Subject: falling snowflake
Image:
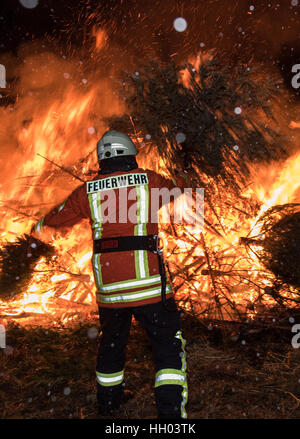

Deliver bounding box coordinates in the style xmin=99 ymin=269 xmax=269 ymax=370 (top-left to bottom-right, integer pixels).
xmin=200 ymin=42 xmax=205 ymax=47
xmin=173 ymin=17 xmax=187 ymax=32
xmin=234 ymin=107 xmax=242 ymax=114
xmin=176 ymin=132 xmax=186 ymax=143
xmin=145 ymin=134 xmax=151 ymax=140
xmin=233 ymin=145 xmax=239 ymax=151
xmin=64 ymin=387 xmax=71 ymax=396
xmin=88 ymin=127 xmax=96 ymax=135
xmin=249 ymin=5 xmax=255 ymax=10
xmin=291 ymin=0 xmax=298 ymax=6
xmin=81 ymin=78 xmax=87 ymax=84
xmin=19 ymin=0 xmax=39 ymax=8
xmin=63 ymin=73 xmax=70 ymax=79
xmin=30 ymin=243 xmax=37 ymax=249
xmin=289 ymin=317 xmax=295 ymax=323
xmin=87 ymin=327 xmax=98 ymax=339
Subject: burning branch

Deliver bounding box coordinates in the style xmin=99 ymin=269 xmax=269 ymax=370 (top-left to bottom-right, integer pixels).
xmin=37 ymin=153 xmax=85 ymax=183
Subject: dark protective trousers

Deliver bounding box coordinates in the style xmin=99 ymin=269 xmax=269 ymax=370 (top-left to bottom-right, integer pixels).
xmin=96 ymin=298 xmax=188 ymax=418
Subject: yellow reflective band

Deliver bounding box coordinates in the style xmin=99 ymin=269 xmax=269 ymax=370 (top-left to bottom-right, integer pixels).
xmin=176 ymin=330 xmax=188 ymax=418
xmin=97 ymin=285 xmax=172 ymax=304
xmin=35 ymin=217 xmax=45 ymax=235
xmin=96 ymin=370 xmax=124 ymax=387
xmin=99 ymin=275 xmax=161 ymax=292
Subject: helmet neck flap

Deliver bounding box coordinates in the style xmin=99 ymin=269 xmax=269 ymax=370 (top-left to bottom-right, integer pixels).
xmin=99 ymin=155 xmax=138 ymax=174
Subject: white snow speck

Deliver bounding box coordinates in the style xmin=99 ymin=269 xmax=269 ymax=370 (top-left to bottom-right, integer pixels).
xmin=81 ymin=78 xmax=87 ymax=84
xmin=4 ymin=346 xmax=14 ymax=356
xmin=28 ymin=398 xmax=33 ymax=403
xmin=289 ymin=317 xmax=295 ymax=323
xmin=291 ymin=0 xmax=298 ymax=6
xmin=249 ymin=5 xmax=255 ymax=10
xmin=200 ymin=42 xmax=205 ymax=47
xmin=173 ymin=17 xmax=187 ymax=32
xmin=233 ymin=145 xmax=239 ymax=151
xmin=241 ymin=340 xmax=246 ymax=345
xmin=111 ymin=343 xmax=115 ymax=348
xmin=63 ymin=73 xmax=70 ymax=79
xmin=208 ymin=324 xmax=213 ymax=331
xmin=105 ymin=261 xmax=110 ymax=266
xmin=88 ymin=127 xmax=96 ymax=134
xmin=234 ymin=107 xmax=242 ymax=114
xmin=176 ymin=132 xmax=186 ymax=143
xmin=145 ymin=134 xmax=151 ymax=140
xmin=87 ymin=327 xmax=98 ymax=339
xmin=30 ymin=243 xmax=37 ymax=249
xmin=64 ymin=387 xmax=71 ymax=396
xmin=19 ymin=0 xmax=39 ymax=8
xmin=27 ymin=253 xmax=32 ymax=258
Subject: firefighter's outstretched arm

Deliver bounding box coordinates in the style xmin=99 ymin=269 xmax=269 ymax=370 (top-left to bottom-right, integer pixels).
xmin=31 ymin=185 xmax=87 ymax=236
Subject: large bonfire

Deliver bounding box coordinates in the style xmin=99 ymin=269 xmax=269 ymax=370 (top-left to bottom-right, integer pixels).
xmin=0 ymin=30 xmax=299 ymax=326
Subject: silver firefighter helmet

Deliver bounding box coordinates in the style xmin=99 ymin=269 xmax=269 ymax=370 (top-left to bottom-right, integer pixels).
xmin=97 ymin=130 xmax=138 ymax=162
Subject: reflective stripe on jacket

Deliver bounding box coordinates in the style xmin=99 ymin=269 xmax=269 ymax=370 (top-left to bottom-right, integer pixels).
xmin=34 ymin=168 xmax=189 ymax=308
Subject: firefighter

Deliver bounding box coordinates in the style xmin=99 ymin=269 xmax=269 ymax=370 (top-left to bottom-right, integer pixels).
xmin=31 ymin=130 xmax=189 ymax=418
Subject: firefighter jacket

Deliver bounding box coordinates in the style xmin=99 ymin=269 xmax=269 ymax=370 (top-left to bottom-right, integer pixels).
xmin=33 ymin=168 xmax=190 ymax=308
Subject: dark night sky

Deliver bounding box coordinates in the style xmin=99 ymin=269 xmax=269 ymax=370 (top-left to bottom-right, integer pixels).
xmin=0 ymin=0 xmax=300 ymax=97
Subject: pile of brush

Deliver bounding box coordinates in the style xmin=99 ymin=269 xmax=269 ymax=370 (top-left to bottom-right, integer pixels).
xmin=106 ymin=56 xmax=288 ymax=200
xmin=0 ymin=234 xmax=55 ymax=299
xmin=241 ymin=203 xmax=300 ymax=303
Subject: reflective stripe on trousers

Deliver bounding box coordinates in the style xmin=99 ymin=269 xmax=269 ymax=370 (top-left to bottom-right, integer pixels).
xmin=154 ymin=330 xmax=188 ymax=418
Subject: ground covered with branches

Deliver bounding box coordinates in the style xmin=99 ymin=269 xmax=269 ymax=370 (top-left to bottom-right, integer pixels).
xmin=0 ymin=313 xmax=299 ymax=419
